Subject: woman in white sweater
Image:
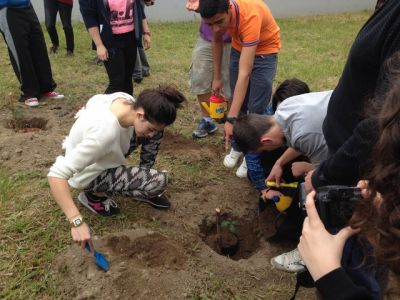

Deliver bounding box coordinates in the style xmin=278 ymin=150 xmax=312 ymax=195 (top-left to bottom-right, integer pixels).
xmin=48 ymin=86 xmax=185 ymax=248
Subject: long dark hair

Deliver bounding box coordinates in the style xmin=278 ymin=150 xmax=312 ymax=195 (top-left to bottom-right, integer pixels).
xmin=350 ymin=76 xmax=400 ymax=296
xmin=134 ymin=85 xmax=186 ymax=126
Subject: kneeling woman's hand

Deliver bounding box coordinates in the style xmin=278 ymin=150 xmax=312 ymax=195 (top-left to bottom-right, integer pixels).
xmin=297 ymin=192 xmax=359 ymax=281
xmin=71 ymin=222 xmax=92 ymax=250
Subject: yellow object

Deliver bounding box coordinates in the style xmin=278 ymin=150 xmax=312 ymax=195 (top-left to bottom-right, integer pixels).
xmin=273 ymin=195 xmax=293 ymax=212
xmin=201 ymin=95 xmax=226 ymax=120
xmin=266 ymin=181 xmax=299 ymax=189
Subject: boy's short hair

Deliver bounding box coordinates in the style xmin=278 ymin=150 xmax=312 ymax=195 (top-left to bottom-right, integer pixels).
xmin=233 ymin=114 xmax=274 ymax=153
xmin=272 ymin=78 xmax=310 ymax=112
xmin=199 ymin=0 xmax=229 ymax=18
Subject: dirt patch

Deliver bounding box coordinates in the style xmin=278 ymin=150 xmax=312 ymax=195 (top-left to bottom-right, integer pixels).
xmin=0 ymin=103 xmax=77 ymax=174
xmin=106 ymin=233 xmax=187 ymax=269
xmin=200 ymin=211 xmax=261 ymax=260
xmin=0 ymin=103 xmax=314 ymax=299
xmin=5 ymin=116 xmax=48 ymax=132
xmin=160 ymin=130 xmax=220 ymax=161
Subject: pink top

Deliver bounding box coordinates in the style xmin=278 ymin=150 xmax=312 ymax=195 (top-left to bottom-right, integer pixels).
xmin=107 ymin=0 xmax=135 ymax=34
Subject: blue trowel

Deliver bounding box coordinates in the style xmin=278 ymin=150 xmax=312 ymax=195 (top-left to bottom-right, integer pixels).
xmin=85 ymin=242 xmax=109 ymax=271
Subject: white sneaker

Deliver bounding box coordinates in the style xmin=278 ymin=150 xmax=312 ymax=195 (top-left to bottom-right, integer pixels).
xmin=223 ymin=148 xmax=242 ymax=168
xmin=236 ymin=158 xmax=247 ymax=178
xmin=270 ymin=248 xmax=305 ymax=273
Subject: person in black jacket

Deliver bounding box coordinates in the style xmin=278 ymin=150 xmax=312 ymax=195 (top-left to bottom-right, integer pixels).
xmin=79 ymin=0 xmax=138 ymax=95
xmin=299 ymin=72 xmax=400 ymax=300
xmin=306 ymin=0 xmax=400 ymax=191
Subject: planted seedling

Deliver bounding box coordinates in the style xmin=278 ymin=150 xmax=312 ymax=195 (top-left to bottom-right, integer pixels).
xmin=214 ymin=210 xmax=239 ymax=257
xmin=221 ymin=220 xmax=238 ymax=235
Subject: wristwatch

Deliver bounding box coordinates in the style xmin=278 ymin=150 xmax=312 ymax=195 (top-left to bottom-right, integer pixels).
xmin=225 ymin=117 xmax=237 ymax=124
xmin=69 ymin=215 xmax=84 ymax=227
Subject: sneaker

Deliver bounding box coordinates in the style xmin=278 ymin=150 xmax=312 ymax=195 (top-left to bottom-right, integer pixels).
xmin=41 ymin=91 xmax=64 ymax=100
xmin=192 ymin=118 xmax=217 ymax=139
xmin=135 ymin=194 xmax=171 ymax=209
xmin=142 ymin=70 xmax=150 ymax=77
xmin=49 ymin=45 xmax=58 ymax=54
xmin=78 ymin=192 xmax=120 ymax=217
xmin=236 ymin=158 xmax=247 ymax=178
xmin=270 ymin=248 xmax=305 ymax=273
xmin=66 ymin=50 xmax=74 ymax=56
xmin=223 ymin=148 xmax=242 ymax=168
xmin=24 ymin=97 xmax=39 ymax=107
xmin=133 ymin=78 xmax=143 ymax=84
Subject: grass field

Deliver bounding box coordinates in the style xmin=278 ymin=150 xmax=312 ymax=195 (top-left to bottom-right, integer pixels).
xmin=0 ymin=11 xmax=371 ymax=299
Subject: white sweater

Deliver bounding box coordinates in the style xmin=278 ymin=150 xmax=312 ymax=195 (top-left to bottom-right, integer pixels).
xmin=48 ymin=93 xmax=135 ymax=189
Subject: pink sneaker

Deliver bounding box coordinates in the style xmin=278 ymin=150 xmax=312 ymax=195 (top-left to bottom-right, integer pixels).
xmin=24 ymin=97 xmax=39 ymax=107
xmin=42 ymin=91 xmax=64 ymax=100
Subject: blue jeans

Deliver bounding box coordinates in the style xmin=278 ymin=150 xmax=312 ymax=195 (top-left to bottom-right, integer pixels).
xmin=229 ymin=48 xmax=277 ymax=114
xmin=230 ymin=49 xmax=277 ymax=190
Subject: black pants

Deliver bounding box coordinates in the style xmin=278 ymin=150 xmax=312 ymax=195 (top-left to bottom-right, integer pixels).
xmin=0 ymin=5 xmax=56 ymax=100
xmin=44 ymin=0 xmax=74 ymax=52
xmin=104 ymin=31 xmax=137 ymax=95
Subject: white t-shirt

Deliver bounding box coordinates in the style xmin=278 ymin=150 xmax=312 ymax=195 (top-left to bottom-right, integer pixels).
xmin=48 ymin=93 xmax=135 ymax=189
xmin=274 ymin=90 xmax=332 ymax=167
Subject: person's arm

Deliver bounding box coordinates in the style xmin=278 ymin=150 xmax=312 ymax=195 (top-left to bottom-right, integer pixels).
xmin=223 ymin=45 xmax=256 ymax=147
xmin=47 ymin=124 xmax=113 ymax=244
xmin=311 ymin=118 xmax=378 ymax=189
xmin=291 ymin=161 xmax=313 ymax=178
xmin=315 ymin=268 xmax=374 ymax=300
xmin=298 ymin=191 xmax=358 ymax=280
xmin=211 ymin=33 xmax=224 ymax=96
xmin=138 ymin=131 xmax=163 ymax=168
xmin=267 ymin=147 xmax=302 ymax=187
xmin=88 ymin=27 xmax=108 ymax=61
xmin=142 ymin=18 xmax=151 ymax=50
xmin=48 ymin=177 xmax=92 ymax=249
xmin=79 ymin=0 xmax=108 ymax=60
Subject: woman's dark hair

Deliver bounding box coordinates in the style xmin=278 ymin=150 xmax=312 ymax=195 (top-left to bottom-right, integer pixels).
xmin=350 ymin=76 xmax=400 ymax=296
xmin=199 ymin=0 xmax=229 ymax=18
xmin=134 ymin=85 xmax=186 ymax=126
xmin=271 ymin=78 xmax=310 ymax=112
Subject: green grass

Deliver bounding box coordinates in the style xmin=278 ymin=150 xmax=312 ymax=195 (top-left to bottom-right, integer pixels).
xmin=0 ymin=11 xmax=372 ymax=299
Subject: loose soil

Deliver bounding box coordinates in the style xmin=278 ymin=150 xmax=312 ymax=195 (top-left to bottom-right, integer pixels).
xmin=0 ymin=103 xmax=316 ymax=299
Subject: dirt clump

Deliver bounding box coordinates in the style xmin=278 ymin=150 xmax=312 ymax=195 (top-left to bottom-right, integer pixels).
xmin=106 ymin=233 xmax=187 ymax=269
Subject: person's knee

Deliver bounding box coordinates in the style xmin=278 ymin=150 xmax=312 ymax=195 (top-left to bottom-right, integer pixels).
xmin=149 ymin=171 xmax=168 ymax=195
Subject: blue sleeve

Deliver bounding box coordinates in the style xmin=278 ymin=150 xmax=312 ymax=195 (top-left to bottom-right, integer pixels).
xmin=245 ymin=152 xmax=267 ymax=191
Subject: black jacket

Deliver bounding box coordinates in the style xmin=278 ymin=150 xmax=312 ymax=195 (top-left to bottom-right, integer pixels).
xmin=79 ymin=0 xmax=145 ymax=50
xmin=312 ymin=0 xmax=400 ymax=187
xmin=316 ymin=268 xmax=374 ymax=300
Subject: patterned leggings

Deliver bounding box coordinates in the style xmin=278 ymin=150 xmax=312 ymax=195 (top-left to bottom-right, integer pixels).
xmin=84 ymin=166 xmax=168 ymax=200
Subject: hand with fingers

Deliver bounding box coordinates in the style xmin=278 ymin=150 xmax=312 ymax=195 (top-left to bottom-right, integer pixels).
xmin=212 ymin=78 xmax=223 ymax=97
xmin=266 ymin=163 xmax=283 ymax=187
xmin=298 ymin=191 xmax=359 ymax=281
xmin=143 ymin=34 xmax=151 ymax=50
xmin=260 ymin=188 xmax=283 ymax=201
xmin=96 ymin=45 xmax=109 ymax=61
xmin=357 ymin=180 xmax=383 ymax=208
xmin=71 ymin=222 xmax=93 ymax=251
xmin=223 ymin=122 xmax=234 ymax=149
xmin=291 ymin=161 xmax=313 ymax=178
xmin=304 ymin=169 xmax=315 ymax=193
